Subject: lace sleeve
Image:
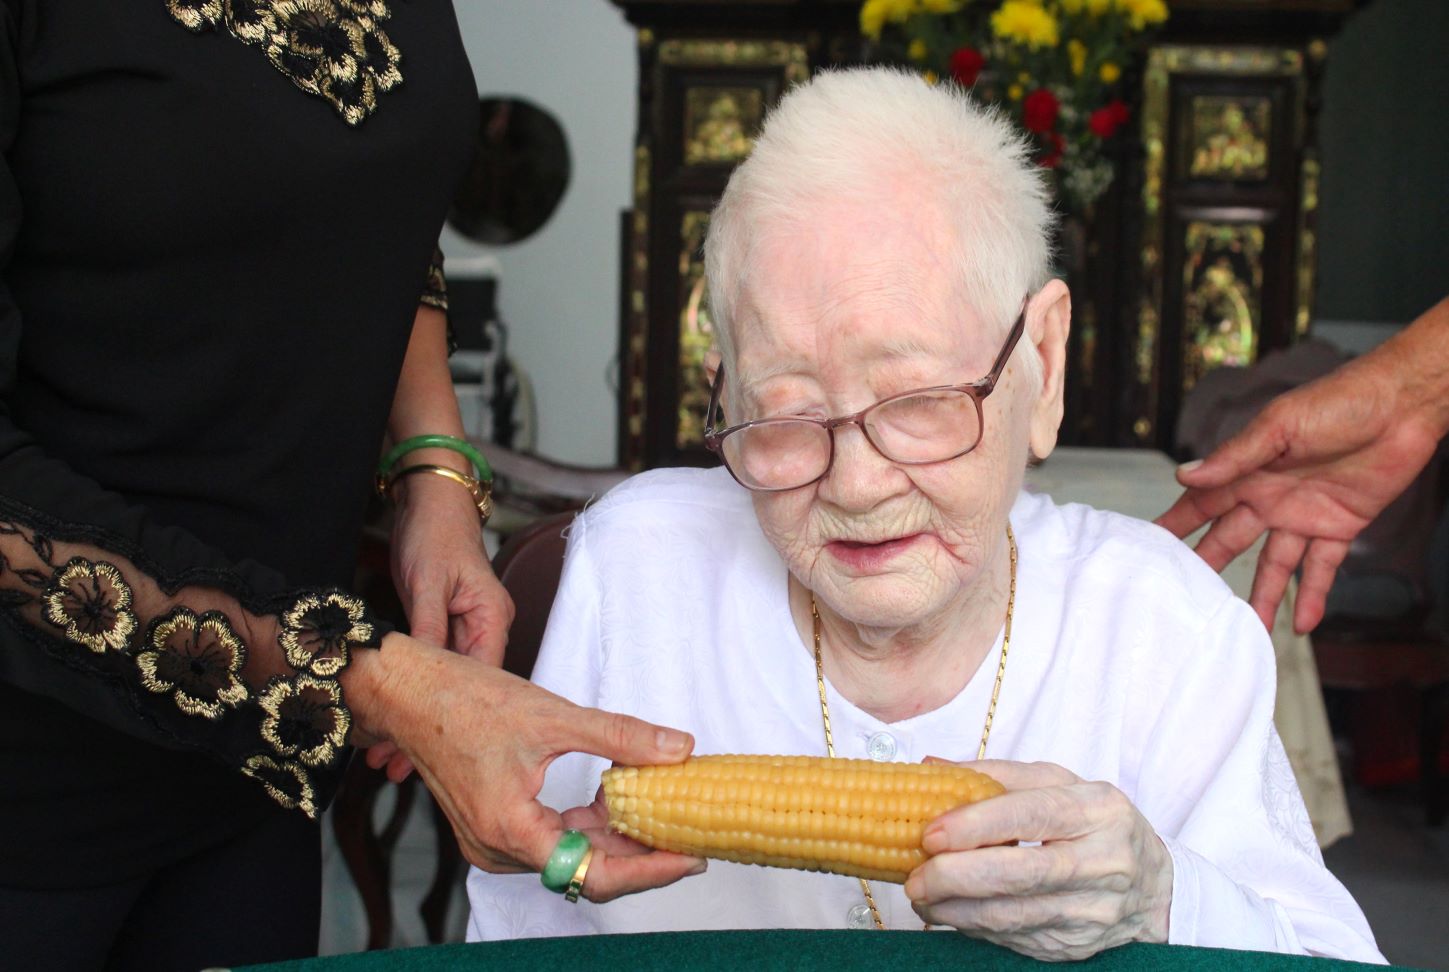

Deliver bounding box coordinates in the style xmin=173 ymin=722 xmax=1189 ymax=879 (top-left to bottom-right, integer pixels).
xmin=0 ymin=10 xmax=377 ymax=817
xmin=0 ymin=500 xmax=384 ymax=818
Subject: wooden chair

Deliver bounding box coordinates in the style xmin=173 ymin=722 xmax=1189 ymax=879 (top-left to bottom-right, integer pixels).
xmin=331 ymin=510 xmax=578 ymax=948
xmin=492 ymin=511 xmax=576 ymax=680
xmin=1310 ymin=449 xmax=1449 ymax=826
xmin=332 ymin=521 xmax=456 ymax=950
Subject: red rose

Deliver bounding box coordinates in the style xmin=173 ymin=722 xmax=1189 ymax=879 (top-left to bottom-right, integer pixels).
xmin=1089 ymin=106 xmax=1117 ymax=138
xmin=1022 ymin=89 xmax=1059 ymax=134
xmin=948 ymin=47 xmax=985 ymax=87
xmin=1038 ymin=132 xmax=1065 ymax=169
xmin=1090 ymin=99 xmax=1131 ymax=138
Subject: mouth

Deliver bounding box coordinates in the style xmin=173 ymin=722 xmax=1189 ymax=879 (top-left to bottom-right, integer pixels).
xmin=824 ymin=534 xmax=924 ymax=571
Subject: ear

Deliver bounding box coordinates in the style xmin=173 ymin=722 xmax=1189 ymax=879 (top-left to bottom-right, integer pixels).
xmin=1025 ymin=279 xmax=1071 ymax=462
xmin=703 ymin=349 xmax=728 ymax=423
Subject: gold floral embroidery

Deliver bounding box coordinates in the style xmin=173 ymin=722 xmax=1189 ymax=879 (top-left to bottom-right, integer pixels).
xmin=258 ymin=673 xmax=351 ymax=767
xmin=420 ymin=245 xmax=448 ymax=312
xmin=226 ymin=0 xmax=273 ymax=43
xmin=41 ymin=559 xmax=139 ymax=654
xmin=242 ymin=754 xmax=319 ymax=818
xmin=167 ymin=0 xmax=222 ymax=31
xmin=279 ymin=591 xmax=373 ymax=676
xmin=337 ymin=0 xmax=389 ymax=19
xmin=165 ymin=0 xmax=403 ymax=127
xmin=136 ymin=607 xmax=250 ymax=719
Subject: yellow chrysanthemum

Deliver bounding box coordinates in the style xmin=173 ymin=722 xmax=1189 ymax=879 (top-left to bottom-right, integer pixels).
xmin=908 ymin=38 xmax=929 ymax=61
xmin=1059 ymin=0 xmax=1085 ymax=13
xmin=860 ymin=0 xmax=889 ymax=39
xmin=1086 ymin=0 xmax=1112 ymax=15
xmin=920 ymin=0 xmax=963 ymax=11
xmin=991 ymin=0 xmax=1060 ymax=49
xmin=1099 ymin=61 xmax=1121 ymax=83
xmin=881 ymin=0 xmax=922 ymax=22
xmin=1008 ymin=83 xmax=1024 ymax=100
xmin=924 ymin=69 xmax=941 ymax=85
xmin=1068 ymin=38 xmax=1087 ymax=76
xmin=1114 ymin=0 xmax=1168 ymax=29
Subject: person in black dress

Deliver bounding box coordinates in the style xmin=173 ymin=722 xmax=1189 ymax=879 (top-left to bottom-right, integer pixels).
xmin=0 ymin=2 xmax=697 ymax=967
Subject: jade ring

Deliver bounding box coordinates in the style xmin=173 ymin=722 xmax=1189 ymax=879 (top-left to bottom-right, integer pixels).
xmin=541 ymin=829 xmax=592 ymax=894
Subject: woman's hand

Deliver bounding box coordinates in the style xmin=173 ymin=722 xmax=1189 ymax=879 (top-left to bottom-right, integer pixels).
xmin=560 ymin=786 xmax=707 ymax=878
xmin=1154 ymin=352 xmax=1439 ymax=633
xmin=390 ymin=471 xmax=514 ymax=663
xmin=1155 ymin=296 xmax=1449 ymax=634
xmin=369 ymin=470 xmax=515 ymax=780
xmin=905 ymin=760 xmax=1172 ymax=961
xmin=344 ymin=634 xmax=705 ymax=902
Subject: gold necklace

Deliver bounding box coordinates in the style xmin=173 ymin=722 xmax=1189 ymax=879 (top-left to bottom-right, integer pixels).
xmin=810 ymin=524 xmax=1017 ymax=931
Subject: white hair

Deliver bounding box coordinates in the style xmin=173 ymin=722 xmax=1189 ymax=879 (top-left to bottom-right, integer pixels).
xmin=704 ymin=67 xmax=1055 ymax=386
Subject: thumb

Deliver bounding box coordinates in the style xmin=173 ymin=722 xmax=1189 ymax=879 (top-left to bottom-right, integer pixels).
xmin=562 ymin=703 xmax=694 ymax=767
xmin=1177 ymin=411 xmax=1288 ymax=489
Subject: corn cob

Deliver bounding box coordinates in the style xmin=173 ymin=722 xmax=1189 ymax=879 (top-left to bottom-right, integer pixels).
xmin=602 ymin=754 xmax=1004 ymax=884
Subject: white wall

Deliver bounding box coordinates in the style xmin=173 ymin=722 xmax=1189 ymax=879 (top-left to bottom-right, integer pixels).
xmin=445 ymin=0 xmax=637 ymax=464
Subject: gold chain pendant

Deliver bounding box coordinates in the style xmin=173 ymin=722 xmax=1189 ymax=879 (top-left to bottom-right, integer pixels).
xmin=811 ymin=524 xmax=1017 ymax=930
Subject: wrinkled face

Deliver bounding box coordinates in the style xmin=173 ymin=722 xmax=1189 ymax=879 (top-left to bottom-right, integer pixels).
xmin=726 ymin=201 xmax=1036 ymax=630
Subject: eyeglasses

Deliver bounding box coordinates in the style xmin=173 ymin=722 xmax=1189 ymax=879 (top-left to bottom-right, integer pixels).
xmin=703 ymin=299 xmax=1028 ymax=492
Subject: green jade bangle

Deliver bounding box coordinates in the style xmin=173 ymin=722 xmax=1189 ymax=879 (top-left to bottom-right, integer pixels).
xmin=540 ymin=829 xmax=592 ymax=894
xmin=378 ymin=434 xmax=492 ymax=483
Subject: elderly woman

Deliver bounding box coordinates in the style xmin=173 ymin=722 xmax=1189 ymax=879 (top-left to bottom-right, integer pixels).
xmin=466 ymin=69 xmax=1379 ymax=962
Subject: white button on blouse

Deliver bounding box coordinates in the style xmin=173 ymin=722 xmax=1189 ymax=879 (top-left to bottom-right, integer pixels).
xmin=866 ymin=731 xmax=897 ymax=762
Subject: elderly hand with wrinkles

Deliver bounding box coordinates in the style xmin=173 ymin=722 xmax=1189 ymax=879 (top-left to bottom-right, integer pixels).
xmin=905 ymin=760 xmax=1173 ymax=961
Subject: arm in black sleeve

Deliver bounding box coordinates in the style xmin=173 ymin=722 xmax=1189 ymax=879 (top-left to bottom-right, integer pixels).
xmin=0 ymin=5 xmax=383 ymax=817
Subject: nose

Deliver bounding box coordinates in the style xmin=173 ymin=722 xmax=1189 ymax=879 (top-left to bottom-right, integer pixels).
xmin=815 ymin=421 xmax=908 ymax=513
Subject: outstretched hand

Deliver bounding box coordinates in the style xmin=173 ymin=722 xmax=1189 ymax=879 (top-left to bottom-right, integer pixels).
xmin=347 ymin=635 xmax=705 ymax=902
xmin=1155 ymin=346 xmax=1442 ymax=633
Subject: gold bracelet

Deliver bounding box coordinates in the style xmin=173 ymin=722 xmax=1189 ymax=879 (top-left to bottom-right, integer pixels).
xmin=384 ymin=463 xmax=493 ymax=525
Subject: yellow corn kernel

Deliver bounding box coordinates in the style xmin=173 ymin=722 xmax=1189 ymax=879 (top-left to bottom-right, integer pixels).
xmin=602 ymin=754 xmax=1004 ymax=884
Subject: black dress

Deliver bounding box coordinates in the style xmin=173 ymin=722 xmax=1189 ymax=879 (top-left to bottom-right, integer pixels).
xmin=0 ymin=0 xmax=475 ymax=960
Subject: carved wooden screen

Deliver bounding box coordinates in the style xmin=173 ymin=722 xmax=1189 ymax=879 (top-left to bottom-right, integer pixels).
xmin=611 ymin=1 xmax=1350 ymax=464
xmin=1127 ymin=44 xmax=1324 ymax=449
xmin=618 ymin=36 xmax=814 ymax=470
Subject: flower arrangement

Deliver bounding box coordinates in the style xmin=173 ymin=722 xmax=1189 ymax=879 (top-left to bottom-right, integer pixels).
xmin=859 ymin=0 xmax=1168 ymax=212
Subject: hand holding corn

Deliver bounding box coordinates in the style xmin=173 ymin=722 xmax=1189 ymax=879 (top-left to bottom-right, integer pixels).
xmin=904 ymin=759 xmax=1173 ymax=961
xmin=345 ymin=640 xmax=703 ymax=903
xmin=603 ymin=753 xmax=1005 ymax=883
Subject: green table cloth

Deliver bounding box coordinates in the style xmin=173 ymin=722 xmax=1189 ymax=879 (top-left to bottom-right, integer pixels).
xmin=240 ymin=930 xmax=1411 ymax=971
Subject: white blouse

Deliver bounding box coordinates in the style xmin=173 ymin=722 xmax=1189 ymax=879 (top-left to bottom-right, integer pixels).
xmin=466 ymin=467 xmax=1381 ymax=962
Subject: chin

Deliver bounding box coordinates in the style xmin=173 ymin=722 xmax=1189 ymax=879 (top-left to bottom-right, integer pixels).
xmin=820 ymin=573 xmax=944 ymax=630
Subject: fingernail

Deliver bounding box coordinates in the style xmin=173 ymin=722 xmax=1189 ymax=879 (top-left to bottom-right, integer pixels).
xmin=688 ymin=860 xmax=708 ymax=876
xmin=1177 ymin=458 xmax=1204 ymax=474
xmin=656 ymin=729 xmax=690 ymax=755
xmin=921 ymin=824 xmax=945 ymax=854
xmin=922 ymin=755 xmax=949 ymax=766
